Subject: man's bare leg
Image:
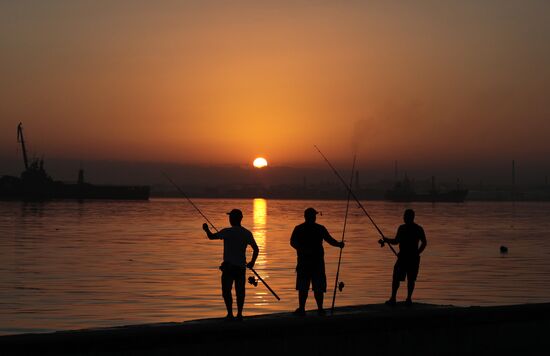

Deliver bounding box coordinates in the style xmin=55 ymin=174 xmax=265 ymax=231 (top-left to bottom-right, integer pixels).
xmin=314 ymin=291 xmax=326 ymax=315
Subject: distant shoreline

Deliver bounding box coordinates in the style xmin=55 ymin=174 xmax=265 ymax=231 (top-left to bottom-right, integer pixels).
xmin=151 ymin=193 xmax=550 ymax=202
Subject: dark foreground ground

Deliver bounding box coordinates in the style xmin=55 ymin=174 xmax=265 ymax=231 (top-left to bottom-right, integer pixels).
xmin=2 ymin=302 xmax=550 ymax=355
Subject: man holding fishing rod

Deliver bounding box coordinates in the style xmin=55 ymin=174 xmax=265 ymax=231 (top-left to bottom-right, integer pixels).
xmin=381 ymin=209 xmax=427 ymax=306
xmin=291 ymin=207 xmax=345 ymax=316
xmin=203 ymin=209 xmax=259 ymax=321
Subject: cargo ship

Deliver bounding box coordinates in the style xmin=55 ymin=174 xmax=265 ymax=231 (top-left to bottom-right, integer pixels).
xmin=0 ymin=123 xmax=150 ymax=201
xmin=385 ymin=175 xmax=468 ymax=203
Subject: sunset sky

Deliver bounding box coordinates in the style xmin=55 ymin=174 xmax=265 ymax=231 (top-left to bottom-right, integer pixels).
xmin=1 ymin=1 xmax=549 ymax=182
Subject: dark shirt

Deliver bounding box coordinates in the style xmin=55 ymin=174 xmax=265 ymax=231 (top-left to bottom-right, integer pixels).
xmin=290 ymin=222 xmax=340 ymax=270
xmin=395 ymin=222 xmax=426 ymax=258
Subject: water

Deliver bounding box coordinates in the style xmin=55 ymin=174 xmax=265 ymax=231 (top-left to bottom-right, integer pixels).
xmin=1 ymin=199 xmax=550 ymax=335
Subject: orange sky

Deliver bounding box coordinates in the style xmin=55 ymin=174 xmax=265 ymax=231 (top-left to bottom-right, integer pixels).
xmin=1 ymin=1 xmax=549 ymax=169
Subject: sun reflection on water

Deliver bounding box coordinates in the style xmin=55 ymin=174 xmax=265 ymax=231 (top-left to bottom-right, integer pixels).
xmin=252 ymin=198 xmax=269 ymax=306
xmin=252 ymin=198 xmax=267 ymax=259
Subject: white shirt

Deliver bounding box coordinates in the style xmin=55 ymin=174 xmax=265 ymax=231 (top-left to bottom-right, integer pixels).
xmin=215 ymin=226 xmax=257 ymax=267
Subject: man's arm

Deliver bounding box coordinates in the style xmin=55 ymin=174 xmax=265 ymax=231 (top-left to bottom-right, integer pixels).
xmin=418 ymin=227 xmax=427 ymax=255
xmin=383 ymin=237 xmax=398 ymax=245
xmin=247 ymin=235 xmax=260 ymax=269
xmin=202 ymin=223 xmax=220 ymax=240
xmin=323 ymin=227 xmax=345 ymax=248
xmin=383 ymin=226 xmax=401 ymax=245
xmin=290 ymin=227 xmax=300 ymax=250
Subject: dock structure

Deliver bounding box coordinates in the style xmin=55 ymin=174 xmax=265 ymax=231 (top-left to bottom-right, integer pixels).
xmin=1 ymin=303 xmax=550 ymax=355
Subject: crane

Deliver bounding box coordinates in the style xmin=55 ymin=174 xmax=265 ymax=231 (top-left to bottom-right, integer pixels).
xmin=17 ymin=123 xmax=29 ymax=171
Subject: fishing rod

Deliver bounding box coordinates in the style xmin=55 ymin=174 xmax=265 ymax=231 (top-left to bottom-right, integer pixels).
xmin=331 ymin=154 xmax=356 ymax=314
xmin=313 ymin=146 xmax=398 ymax=257
xmin=162 ymin=172 xmax=281 ymax=301
xmin=248 ymin=267 xmax=280 ymax=301
xmin=162 ymin=172 xmax=218 ymax=232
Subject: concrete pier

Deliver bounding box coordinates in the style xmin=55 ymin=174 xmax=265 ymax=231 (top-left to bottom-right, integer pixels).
xmin=2 ymin=303 xmax=550 ymax=355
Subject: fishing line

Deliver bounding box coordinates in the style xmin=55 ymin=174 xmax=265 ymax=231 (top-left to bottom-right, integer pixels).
xmin=314 ymin=146 xmax=398 ymax=257
xmin=331 ymin=154 xmax=356 ymax=314
xmin=162 ymin=172 xmax=281 ymax=300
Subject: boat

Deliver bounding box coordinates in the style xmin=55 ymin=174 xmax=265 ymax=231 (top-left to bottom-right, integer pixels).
xmin=385 ymin=175 xmax=468 ymax=202
xmin=0 ymin=123 xmax=150 ymax=201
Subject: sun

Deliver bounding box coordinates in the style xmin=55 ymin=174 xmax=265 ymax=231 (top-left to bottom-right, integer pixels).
xmin=253 ymin=157 xmax=268 ymax=168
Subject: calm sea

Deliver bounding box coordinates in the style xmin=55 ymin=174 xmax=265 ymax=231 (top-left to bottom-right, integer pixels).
xmin=1 ymin=198 xmax=550 ymax=335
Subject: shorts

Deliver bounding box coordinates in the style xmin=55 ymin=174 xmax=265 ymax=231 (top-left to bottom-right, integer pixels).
xmin=220 ymin=262 xmax=246 ymax=294
xmin=393 ymin=256 xmax=420 ymax=282
xmin=296 ymin=266 xmax=327 ymax=292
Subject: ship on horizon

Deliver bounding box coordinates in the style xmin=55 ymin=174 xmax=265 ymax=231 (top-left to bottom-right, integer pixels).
xmin=385 ymin=175 xmax=468 ymax=203
xmin=0 ymin=123 xmax=149 ymax=201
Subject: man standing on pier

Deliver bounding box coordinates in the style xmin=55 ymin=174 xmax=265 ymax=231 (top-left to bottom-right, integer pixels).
xmin=291 ymin=207 xmax=344 ymax=316
xmin=203 ymin=209 xmax=259 ymax=321
xmin=382 ymin=209 xmax=427 ymax=306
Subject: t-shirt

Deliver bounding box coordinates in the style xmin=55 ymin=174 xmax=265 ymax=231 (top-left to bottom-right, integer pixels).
xmin=214 ymin=226 xmax=257 ymax=267
xmin=395 ymin=223 xmax=426 ymax=258
xmin=290 ymin=222 xmax=339 ymax=268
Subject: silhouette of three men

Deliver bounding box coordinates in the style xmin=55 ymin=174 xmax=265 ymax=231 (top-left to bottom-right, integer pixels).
xmin=203 ymin=207 xmax=427 ymax=319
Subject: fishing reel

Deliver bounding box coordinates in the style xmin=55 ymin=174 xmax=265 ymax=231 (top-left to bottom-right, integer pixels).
xmin=248 ymin=276 xmax=258 ymax=287
xmin=338 ymin=281 xmax=345 ymax=292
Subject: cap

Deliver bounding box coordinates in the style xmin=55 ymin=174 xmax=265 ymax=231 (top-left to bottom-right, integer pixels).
xmin=304 ymin=207 xmax=319 ymax=216
xmin=227 ymin=209 xmax=243 ymax=218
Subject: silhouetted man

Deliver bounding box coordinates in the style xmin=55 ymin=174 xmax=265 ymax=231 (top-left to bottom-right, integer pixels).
xmin=382 ymin=209 xmax=427 ymax=306
xmin=203 ymin=209 xmax=259 ymax=321
xmin=291 ymin=207 xmax=344 ymax=316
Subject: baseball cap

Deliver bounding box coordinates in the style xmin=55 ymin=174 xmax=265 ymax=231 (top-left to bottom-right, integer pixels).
xmin=227 ymin=209 xmax=243 ymax=218
xmin=304 ymin=207 xmax=319 ymax=216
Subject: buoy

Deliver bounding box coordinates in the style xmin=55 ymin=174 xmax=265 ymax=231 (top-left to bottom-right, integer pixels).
xmin=338 ymin=281 xmax=345 ymax=292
